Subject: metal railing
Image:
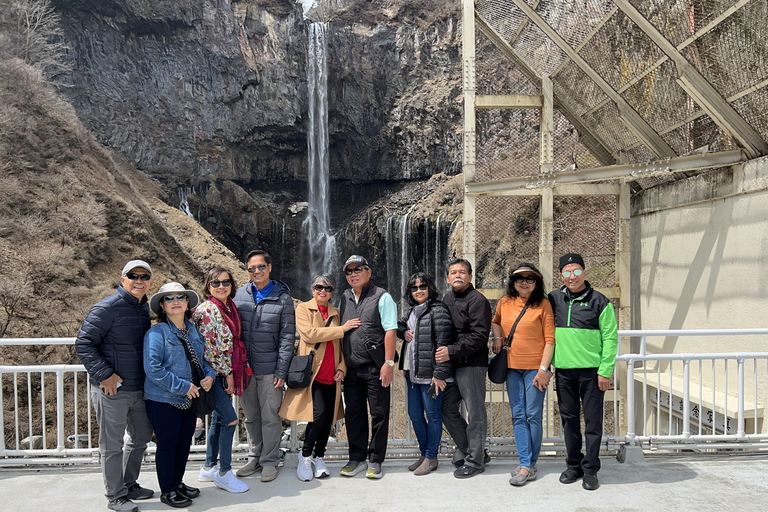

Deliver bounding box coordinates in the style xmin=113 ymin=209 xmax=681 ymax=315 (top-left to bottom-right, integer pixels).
xmin=2 ymin=329 xmax=768 ymax=466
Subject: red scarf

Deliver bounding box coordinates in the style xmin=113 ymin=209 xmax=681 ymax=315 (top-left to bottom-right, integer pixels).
xmin=209 ymin=296 xmax=249 ymax=396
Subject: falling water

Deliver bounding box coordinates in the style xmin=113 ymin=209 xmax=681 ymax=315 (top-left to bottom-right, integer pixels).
xmin=399 ymin=213 xmax=411 ymax=310
xmin=303 ymin=22 xmax=337 ymax=279
xmin=177 ymin=185 xmax=195 ymax=219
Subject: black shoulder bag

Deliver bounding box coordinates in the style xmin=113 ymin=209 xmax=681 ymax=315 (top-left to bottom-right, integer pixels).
xmin=179 ymin=333 xmax=216 ymax=418
xmin=488 ymin=298 xmax=532 ymax=384
xmin=286 ymin=317 xmax=333 ymax=389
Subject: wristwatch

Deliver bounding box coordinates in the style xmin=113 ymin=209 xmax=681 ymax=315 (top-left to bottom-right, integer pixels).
xmin=385 ymin=360 xmax=395 ymax=367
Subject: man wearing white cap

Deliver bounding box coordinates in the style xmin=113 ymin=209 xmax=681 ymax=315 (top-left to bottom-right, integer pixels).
xmin=76 ymin=260 xmax=156 ymax=512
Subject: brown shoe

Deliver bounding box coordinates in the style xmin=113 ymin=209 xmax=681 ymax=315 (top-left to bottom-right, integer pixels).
xmin=413 ymin=458 xmax=438 ymax=476
xmin=408 ymin=456 xmax=425 ymax=472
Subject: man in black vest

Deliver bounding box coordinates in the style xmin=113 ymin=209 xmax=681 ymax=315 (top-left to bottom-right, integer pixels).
xmin=338 ymin=255 xmax=398 ymax=479
xmin=437 ymin=258 xmax=492 ymax=479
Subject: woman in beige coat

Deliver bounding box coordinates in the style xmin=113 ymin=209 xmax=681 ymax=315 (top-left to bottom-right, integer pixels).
xmin=279 ymin=273 xmax=360 ymax=482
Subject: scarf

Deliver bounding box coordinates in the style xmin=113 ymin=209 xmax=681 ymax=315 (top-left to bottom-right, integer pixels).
xmin=209 ymin=296 xmax=249 ymax=396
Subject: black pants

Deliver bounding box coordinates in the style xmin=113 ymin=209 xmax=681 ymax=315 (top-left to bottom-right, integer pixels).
xmin=302 ymin=381 xmax=337 ymax=458
xmin=145 ymin=399 xmax=197 ymax=494
xmin=555 ymin=367 xmax=605 ymax=475
xmin=343 ymin=364 xmax=391 ymax=464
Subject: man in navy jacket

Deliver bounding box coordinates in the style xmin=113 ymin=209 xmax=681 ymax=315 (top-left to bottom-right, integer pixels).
xmin=76 ymin=260 xmax=156 ymax=512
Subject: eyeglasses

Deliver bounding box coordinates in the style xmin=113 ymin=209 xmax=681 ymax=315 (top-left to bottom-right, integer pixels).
xmin=313 ymin=284 xmax=334 ymax=293
xmin=409 ymin=284 xmax=428 ymax=293
xmin=514 ymin=275 xmax=536 ymax=284
xmin=345 ymin=266 xmax=368 ymax=276
xmin=562 ymin=269 xmax=584 ymax=278
xmin=125 ymin=273 xmax=151 ymax=281
xmin=162 ymin=294 xmax=189 ymax=303
xmin=247 ymin=265 xmax=268 ymax=273
xmin=210 ymin=279 xmax=231 ymax=288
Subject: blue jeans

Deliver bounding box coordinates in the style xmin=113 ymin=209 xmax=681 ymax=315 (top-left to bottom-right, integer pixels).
xmin=506 ymin=369 xmax=545 ymax=468
xmin=406 ymin=377 xmax=443 ymax=459
xmin=205 ymin=376 xmax=239 ymax=473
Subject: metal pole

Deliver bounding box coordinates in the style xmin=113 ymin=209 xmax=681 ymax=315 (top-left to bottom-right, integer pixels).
xmin=737 ymin=357 xmax=745 ymax=439
xmin=626 ymin=358 xmax=636 ymax=444
xmin=56 ymin=370 xmax=65 ymax=451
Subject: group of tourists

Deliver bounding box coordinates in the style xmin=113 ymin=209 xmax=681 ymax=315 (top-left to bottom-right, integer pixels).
xmin=75 ymin=250 xmax=618 ymax=512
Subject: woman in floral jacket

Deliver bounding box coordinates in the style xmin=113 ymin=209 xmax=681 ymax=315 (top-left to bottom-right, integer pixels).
xmin=192 ymin=267 xmax=250 ymax=493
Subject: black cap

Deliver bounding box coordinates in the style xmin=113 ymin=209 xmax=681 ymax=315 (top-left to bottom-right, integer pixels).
xmin=344 ymin=255 xmax=369 ymax=271
xmin=559 ymin=253 xmax=585 ymax=271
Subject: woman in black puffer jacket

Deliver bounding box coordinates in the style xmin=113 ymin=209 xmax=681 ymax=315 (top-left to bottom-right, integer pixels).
xmin=397 ymin=272 xmax=454 ymax=476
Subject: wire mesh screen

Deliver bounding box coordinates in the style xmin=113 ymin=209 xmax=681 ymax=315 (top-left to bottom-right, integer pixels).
xmin=552 ymin=195 xmax=617 ymax=289
xmin=685 ymin=1 xmax=768 ymax=99
xmin=582 ymin=100 xmax=642 ymax=153
xmin=475 ymin=29 xmax=540 ymax=96
xmin=475 ymin=196 xmax=540 ymax=290
xmin=475 ymin=108 xmax=541 ymax=182
xmin=537 ymin=0 xmax=616 ymax=50
xmin=732 ymin=86 xmax=768 ymax=144
xmin=552 ymin=60 xmax=610 ymax=117
xmin=553 ymin=110 xmax=601 ymax=171
xmin=662 ymin=114 xmax=736 ymax=154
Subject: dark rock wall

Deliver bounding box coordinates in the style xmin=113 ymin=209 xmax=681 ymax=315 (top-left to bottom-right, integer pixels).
xmin=53 ymin=0 xmax=463 ymax=292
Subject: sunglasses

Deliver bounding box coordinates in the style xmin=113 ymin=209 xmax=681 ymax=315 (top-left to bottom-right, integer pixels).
xmin=345 ymin=266 xmax=368 ymax=276
xmin=125 ymin=273 xmax=151 ymax=281
xmin=514 ymin=275 xmax=536 ymax=284
xmin=162 ymin=294 xmax=189 ymax=303
xmin=247 ymin=264 xmax=268 ymax=273
xmin=313 ymin=284 xmax=334 ymax=293
xmin=562 ymin=269 xmax=584 ymax=278
xmin=210 ymin=279 xmax=231 ymax=288
xmin=409 ymin=284 xmax=429 ymax=293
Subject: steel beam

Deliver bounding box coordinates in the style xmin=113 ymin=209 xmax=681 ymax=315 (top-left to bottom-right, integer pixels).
xmin=540 ymin=76 xmax=554 ymax=174
xmin=464 ymin=182 xmax=621 ymax=197
xmin=508 ymin=0 xmax=676 ymax=159
xmin=613 ymin=0 xmax=767 ymax=159
xmin=462 ymin=0 xmax=477 ymax=275
xmin=465 ymin=149 xmax=745 ymax=194
xmin=508 ymin=0 xmax=540 ymax=47
xmin=475 ymin=94 xmax=542 ymax=109
xmin=550 ymin=6 xmax=619 ymax=79
xmin=475 ymin=11 xmax=616 ymax=166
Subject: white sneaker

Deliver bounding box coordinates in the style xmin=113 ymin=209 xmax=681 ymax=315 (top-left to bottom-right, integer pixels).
xmin=297 ymin=454 xmax=314 ymax=482
xmin=314 ymin=457 xmax=330 ymax=479
xmin=198 ymin=465 xmax=218 ymax=482
xmin=214 ymin=470 xmax=249 ymax=493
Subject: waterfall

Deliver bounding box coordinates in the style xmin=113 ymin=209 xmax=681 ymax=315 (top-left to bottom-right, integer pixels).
xmin=302 ymin=22 xmax=336 ymax=280
xmin=399 ymin=213 xmax=411 ymax=311
xmin=385 ymin=215 xmax=397 ymax=300
xmin=177 ymin=185 xmax=194 ymax=219
xmin=435 ymin=213 xmax=444 ymax=296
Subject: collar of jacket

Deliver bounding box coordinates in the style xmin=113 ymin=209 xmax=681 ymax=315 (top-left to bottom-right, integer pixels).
xmin=306 ymin=297 xmax=339 ymax=317
xmin=563 ymin=280 xmax=592 ymax=301
xmin=117 ymin=284 xmax=148 ymax=307
xmin=245 ymin=279 xmax=290 ymax=300
xmin=451 ymin=282 xmax=476 ymax=298
xmin=348 ymin=279 xmax=376 ymax=301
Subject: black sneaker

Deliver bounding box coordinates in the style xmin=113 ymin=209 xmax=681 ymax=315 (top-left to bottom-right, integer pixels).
xmin=160 ymin=491 xmax=192 ymax=508
xmin=454 ymin=465 xmax=485 ymax=479
xmin=107 ymin=497 xmax=138 ymax=512
xmin=176 ymin=483 xmax=200 ymax=499
xmin=126 ymin=483 xmax=154 ymax=500
xmin=582 ymin=473 xmax=600 ymax=491
xmin=559 ymin=467 xmax=584 ymax=484
xmin=484 ymin=449 xmax=491 ymax=464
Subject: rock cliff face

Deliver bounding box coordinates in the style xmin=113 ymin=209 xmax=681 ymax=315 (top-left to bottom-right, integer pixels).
xmin=53 ymin=0 xmax=463 ymax=294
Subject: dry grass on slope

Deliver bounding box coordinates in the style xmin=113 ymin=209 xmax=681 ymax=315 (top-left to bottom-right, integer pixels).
xmin=0 ymin=59 xmax=244 ymax=347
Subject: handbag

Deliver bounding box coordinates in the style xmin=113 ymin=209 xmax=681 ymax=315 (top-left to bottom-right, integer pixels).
xmin=488 ymin=298 xmax=532 ymax=384
xmin=286 ymin=317 xmax=333 ymax=389
xmin=179 ymin=334 xmax=216 ymax=417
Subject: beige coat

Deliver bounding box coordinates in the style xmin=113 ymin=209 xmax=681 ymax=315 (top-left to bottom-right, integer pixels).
xmin=278 ymin=298 xmax=346 ymax=422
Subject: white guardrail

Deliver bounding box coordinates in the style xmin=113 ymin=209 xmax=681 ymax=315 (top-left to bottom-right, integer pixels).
xmin=1 ymin=329 xmax=768 ymax=466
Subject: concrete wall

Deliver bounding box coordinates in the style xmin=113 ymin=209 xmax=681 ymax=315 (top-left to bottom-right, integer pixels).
xmin=630 ymin=155 xmax=768 ymax=432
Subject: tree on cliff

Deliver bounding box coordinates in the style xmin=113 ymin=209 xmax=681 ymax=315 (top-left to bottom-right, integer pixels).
xmin=0 ymin=0 xmax=70 ymax=81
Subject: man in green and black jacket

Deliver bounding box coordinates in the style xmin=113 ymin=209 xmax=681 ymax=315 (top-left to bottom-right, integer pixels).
xmin=549 ymin=253 xmax=618 ymax=492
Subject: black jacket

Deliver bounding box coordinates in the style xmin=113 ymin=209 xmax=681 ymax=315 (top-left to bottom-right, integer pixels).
xmin=397 ymin=299 xmax=454 ymax=381
xmin=443 ymin=284 xmax=492 ymax=368
xmin=340 ymin=281 xmax=387 ymax=368
xmin=233 ymin=280 xmax=295 ymax=379
xmin=75 ymin=286 xmax=152 ymax=391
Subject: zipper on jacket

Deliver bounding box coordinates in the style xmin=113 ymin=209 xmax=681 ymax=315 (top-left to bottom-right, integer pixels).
xmin=567 ymin=299 xmax=573 ymax=327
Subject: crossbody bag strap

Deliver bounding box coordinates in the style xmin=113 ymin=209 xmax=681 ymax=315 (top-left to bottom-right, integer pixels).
xmin=302 ymin=316 xmax=334 ymax=355
xmin=503 ymin=298 xmax=533 ymax=349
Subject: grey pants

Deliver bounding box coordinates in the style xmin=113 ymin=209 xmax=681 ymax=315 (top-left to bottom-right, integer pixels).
xmin=91 ymin=388 xmax=154 ymax=501
xmin=240 ymin=373 xmax=284 ymax=467
xmin=441 ymin=366 xmax=488 ymax=469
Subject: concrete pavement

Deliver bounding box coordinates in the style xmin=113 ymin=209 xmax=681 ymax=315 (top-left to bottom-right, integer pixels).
xmin=2 ymin=454 xmax=767 ymax=511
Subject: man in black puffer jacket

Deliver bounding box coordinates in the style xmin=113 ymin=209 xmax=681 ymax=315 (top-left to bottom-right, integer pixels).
xmin=76 ymin=260 xmax=156 ymax=512
xmin=233 ymin=250 xmax=295 ymax=483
